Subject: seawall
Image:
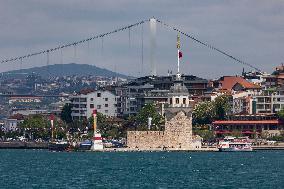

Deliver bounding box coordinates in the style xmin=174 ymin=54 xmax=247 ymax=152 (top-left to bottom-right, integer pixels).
xmin=0 ymin=141 xmax=48 ymax=149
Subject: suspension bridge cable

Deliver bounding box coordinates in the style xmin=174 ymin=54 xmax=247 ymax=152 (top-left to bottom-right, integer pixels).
xmin=0 ymin=19 xmax=149 ymax=64
xmin=1 ymin=17 xmax=260 ymax=72
xmin=155 ymin=18 xmax=262 ymax=72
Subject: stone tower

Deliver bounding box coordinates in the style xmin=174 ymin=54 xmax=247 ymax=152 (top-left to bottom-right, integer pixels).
xmin=127 ymin=74 xmax=195 ymax=150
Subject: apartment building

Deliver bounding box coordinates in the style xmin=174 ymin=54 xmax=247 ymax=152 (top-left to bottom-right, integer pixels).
xmin=253 ymin=87 xmax=284 ymax=114
xmin=70 ymin=90 xmax=117 ymax=120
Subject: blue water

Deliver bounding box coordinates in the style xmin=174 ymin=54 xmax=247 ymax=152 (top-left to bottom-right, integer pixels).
xmin=0 ymin=150 xmax=283 ymax=189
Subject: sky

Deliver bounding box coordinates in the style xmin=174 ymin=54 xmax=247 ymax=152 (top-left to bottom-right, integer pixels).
xmin=0 ymin=0 xmax=283 ymax=79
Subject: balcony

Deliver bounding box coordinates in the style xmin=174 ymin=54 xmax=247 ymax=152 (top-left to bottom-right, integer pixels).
xmin=71 ymin=107 xmax=87 ymax=111
xmin=71 ymin=101 xmax=87 ymax=105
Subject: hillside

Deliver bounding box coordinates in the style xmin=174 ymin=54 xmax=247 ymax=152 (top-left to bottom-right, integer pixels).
xmin=3 ymin=63 xmax=129 ymax=78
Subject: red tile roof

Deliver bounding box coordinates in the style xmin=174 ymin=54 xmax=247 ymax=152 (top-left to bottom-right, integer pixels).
xmin=219 ymin=76 xmax=260 ymax=91
xmin=9 ymin=113 xmax=25 ymax=120
xmin=79 ymin=88 xmax=95 ymax=95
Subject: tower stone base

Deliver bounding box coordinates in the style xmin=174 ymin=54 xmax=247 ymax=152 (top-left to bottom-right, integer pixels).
xmin=127 ymin=110 xmax=196 ymax=150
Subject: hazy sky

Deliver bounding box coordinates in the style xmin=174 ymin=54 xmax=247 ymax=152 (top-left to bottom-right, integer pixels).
xmin=0 ymin=0 xmax=283 ymax=79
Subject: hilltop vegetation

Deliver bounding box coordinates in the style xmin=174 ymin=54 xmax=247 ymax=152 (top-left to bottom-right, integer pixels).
xmin=3 ymin=63 xmax=129 ymax=79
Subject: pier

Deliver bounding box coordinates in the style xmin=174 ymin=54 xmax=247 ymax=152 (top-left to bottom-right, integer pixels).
xmin=252 ymin=144 xmax=284 ymax=151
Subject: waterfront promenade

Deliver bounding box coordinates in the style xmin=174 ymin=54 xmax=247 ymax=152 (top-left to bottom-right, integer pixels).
xmin=0 ymin=141 xmax=48 ymax=149
xmin=2 ymin=141 xmax=284 ymax=151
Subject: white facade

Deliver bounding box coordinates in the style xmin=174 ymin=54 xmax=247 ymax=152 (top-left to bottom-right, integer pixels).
xmin=4 ymin=119 xmax=23 ymax=132
xmin=71 ymin=90 xmax=117 ymax=120
xmin=168 ymin=95 xmax=192 ymax=108
xmin=253 ymin=95 xmax=284 ymax=114
xmin=251 ymin=88 xmax=284 ymax=114
xmin=11 ymin=109 xmax=48 ymax=116
xmin=8 ymin=97 xmax=42 ymax=104
xmin=232 ymin=91 xmax=254 ymax=114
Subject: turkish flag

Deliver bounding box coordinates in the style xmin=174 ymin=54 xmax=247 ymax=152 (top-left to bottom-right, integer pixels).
xmin=179 ymin=51 xmax=182 ymax=59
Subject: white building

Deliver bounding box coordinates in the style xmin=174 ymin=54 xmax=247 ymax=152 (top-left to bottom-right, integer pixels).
xmin=70 ymin=90 xmax=117 ymax=120
xmin=3 ymin=118 xmax=24 ymax=132
xmin=8 ymin=96 xmax=42 ymax=104
xmin=253 ymin=92 xmax=284 ymax=114
xmin=11 ymin=109 xmax=48 ymax=116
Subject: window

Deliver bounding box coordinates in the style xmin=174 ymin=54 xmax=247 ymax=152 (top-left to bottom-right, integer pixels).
xmin=176 ymin=98 xmax=179 ymax=104
xmin=97 ymin=93 xmax=101 ymax=97
xmin=105 ymin=110 xmax=108 ymax=113
xmin=105 ymin=104 xmax=108 ymax=107
xmin=90 ymin=98 xmax=94 ymax=101
xmin=80 ymin=105 xmax=86 ymax=109
xmin=97 ymin=105 xmax=101 ymax=109
xmin=170 ymin=98 xmax=172 ymax=104
xmin=105 ymin=98 xmax=108 ymax=101
xmin=90 ymin=104 xmax=94 ymax=108
xmin=183 ymin=98 xmax=186 ymax=104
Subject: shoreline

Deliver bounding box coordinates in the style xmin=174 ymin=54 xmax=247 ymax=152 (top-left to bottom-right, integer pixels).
xmin=1 ymin=142 xmax=284 ymax=151
xmin=0 ymin=141 xmax=48 ymax=149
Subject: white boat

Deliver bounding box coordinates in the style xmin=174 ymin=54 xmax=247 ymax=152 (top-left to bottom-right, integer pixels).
xmin=218 ymin=136 xmax=253 ymax=152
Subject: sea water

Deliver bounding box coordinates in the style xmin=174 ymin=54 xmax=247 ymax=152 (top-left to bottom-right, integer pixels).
xmin=0 ymin=150 xmax=283 ymax=189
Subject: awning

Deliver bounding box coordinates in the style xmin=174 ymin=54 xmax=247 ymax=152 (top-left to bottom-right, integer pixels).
xmin=213 ymin=120 xmax=280 ymax=125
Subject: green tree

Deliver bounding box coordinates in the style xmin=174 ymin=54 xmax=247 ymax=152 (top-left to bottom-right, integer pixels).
xmin=277 ymin=108 xmax=284 ymax=120
xmin=193 ymin=95 xmax=231 ymax=126
xmin=192 ymin=101 xmax=215 ymax=125
xmin=88 ymin=113 xmax=108 ymax=137
xmin=20 ymin=114 xmax=50 ymax=140
xmin=0 ymin=129 xmax=5 ymax=140
xmin=122 ymin=115 xmax=135 ymax=130
xmin=213 ymin=95 xmax=231 ymax=120
xmin=267 ymin=132 xmax=284 ymax=141
xmin=61 ymin=104 xmax=73 ymax=123
xmin=87 ymin=113 xmax=127 ymax=139
xmin=20 ymin=114 xmax=67 ymax=141
xmin=194 ymin=129 xmax=215 ymax=142
xmin=67 ymin=119 xmax=86 ymax=134
xmin=135 ymin=103 xmax=164 ymax=131
xmin=5 ymin=131 xmax=21 ymax=139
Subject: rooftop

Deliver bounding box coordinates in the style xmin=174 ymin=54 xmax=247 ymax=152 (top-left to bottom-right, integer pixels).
xmin=219 ymin=76 xmax=260 ymax=91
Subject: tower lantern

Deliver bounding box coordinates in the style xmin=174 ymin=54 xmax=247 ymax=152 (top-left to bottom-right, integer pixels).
xmin=91 ymin=109 xmax=104 ymax=151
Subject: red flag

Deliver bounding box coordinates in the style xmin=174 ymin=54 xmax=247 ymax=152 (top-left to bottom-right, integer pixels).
xmin=179 ymin=51 xmax=182 ymax=59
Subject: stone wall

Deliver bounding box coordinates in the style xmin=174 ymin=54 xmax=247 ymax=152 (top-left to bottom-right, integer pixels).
xmin=127 ymin=110 xmax=196 ymax=150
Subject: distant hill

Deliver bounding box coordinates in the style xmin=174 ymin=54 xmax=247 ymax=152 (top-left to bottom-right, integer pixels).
xmin=3 ymin=63 xmax=129 ymax=78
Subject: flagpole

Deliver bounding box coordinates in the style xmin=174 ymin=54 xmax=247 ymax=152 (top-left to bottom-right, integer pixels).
xmin=177 ymin=49 xmax=180 ymax=74
xmin=177 ymin=33 xmax=181 ymax=80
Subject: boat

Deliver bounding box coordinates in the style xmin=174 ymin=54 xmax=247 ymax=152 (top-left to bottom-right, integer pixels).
xmin=218 ymin=136 xmax=253 ymax=152
xmin=48 ymin=141 xmax=70 ymax=151
xmin=79 ymin=140 xmax=92 ymax=151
